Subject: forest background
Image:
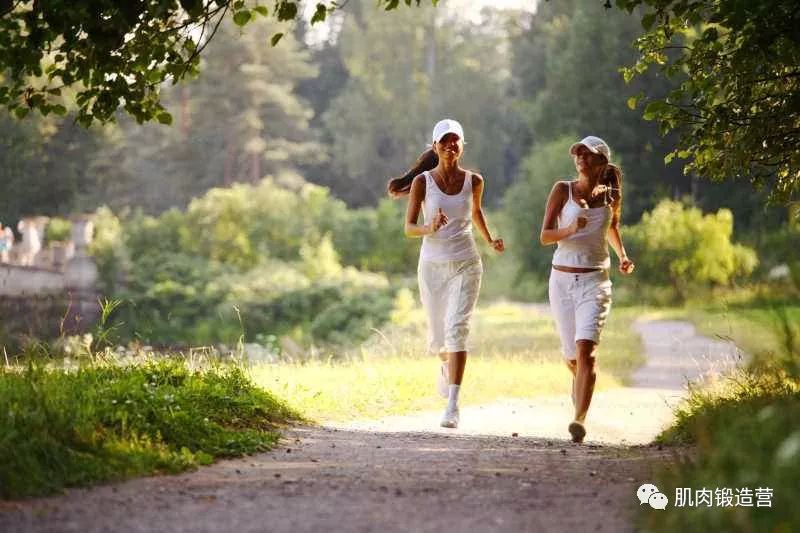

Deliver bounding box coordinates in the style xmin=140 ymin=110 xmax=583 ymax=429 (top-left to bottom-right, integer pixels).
xmin=1 ymin=0 xmax=796 ymax=349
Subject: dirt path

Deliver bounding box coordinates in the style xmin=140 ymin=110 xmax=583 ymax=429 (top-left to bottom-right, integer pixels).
xmin=339 ymin=317 xmax=741 ymax=446
xmin=0 ymin=315 xmax=741 ymax=533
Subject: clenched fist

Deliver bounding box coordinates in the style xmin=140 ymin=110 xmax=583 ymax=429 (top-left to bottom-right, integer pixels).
xmin=490 ymin=238 xmax=505 ymax=253
xmin=432 ymin=207 xmax=449 ymax=232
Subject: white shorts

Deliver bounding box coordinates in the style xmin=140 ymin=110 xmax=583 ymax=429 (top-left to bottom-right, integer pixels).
xmin=418 ymin=257 xmax=483 ymax=354
xmin=548 ymin=268 xmax=612 ymax=360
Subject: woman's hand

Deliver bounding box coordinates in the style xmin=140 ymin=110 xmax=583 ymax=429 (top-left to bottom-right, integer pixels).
xmin=619 ymin=256 xmax=635 ymax=274
xmin=490 ymin=238 xmax=505 ymax=253
xmin=431 ymin=207 xmax=448 ymax=232
xmin=569 ymin=215 xmax=588 ymax=235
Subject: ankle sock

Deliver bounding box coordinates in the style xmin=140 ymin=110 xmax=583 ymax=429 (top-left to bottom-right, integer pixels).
xmin=447 ymin=384 xmax=460 ymax=410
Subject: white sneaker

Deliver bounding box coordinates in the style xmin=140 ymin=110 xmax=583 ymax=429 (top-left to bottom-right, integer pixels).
xmin=440 ymin=406 xmax=459 ymax=428
xmin=437 ymin=361 xmax=449 ymax=398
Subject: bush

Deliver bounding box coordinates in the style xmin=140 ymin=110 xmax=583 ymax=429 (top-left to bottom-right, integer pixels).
xmin=235 ymin=270 xmax=394 ymax=345
xmin=89 ymin=206 xmax=129 ymax=294
xmin=645 ymin=370 xmax=800 ymax=532
xmin=117 ymin=251 xmax=235 ymax=344
xmin=91 ymin=180 xmax=403 ymax=347
xmin=0 ymin=360 xmax=300 ymax=498
xmin=309 ymin=291 xmax=394 ymax=345
xmin=627 ymin=200 xmax=758 ymax=300
xmin=45 ymin=217 xmax=71 ymax=243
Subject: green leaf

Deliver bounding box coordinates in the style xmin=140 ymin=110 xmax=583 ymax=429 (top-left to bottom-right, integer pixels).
xmin=253 ymin=6 xmax=268 ymax=16
xmin=643 ymin=100 xmax=671 ymax=120
xmin=270 ymin=33 xmax=284 ymax=47
xmin=52 ymin=104 xmax=68 ymax=116
xmin=311 ymin=3 xmax=327 ymax=25
xmin=621 ymin=67 xmax=635 ymax=83
xmin=14 ymin=107 xmax=29 ymax=119
xmin=627 ymin=96 xmax=638 ymax=110
xmin=233 ymin=10 xmax=252 ymax=26
xmin=233 ymin=0 xmax=245 ymax=9
xmin=641 ymin=13 xmax=657 ymax=31
xmin=664 ymin=152 xmax=675 ymax=165
xmin=179 ymin=0 xmax=203 ymax=18
xmin=157 ymin=112 xmax=173 ymax=125
xmin=146 ymin=70 xmax=163 ymax=84
xmin=276 ymin=2 xmax=298 ymax=21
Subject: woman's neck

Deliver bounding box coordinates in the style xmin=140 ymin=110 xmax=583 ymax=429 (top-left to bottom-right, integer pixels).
xmin=436 ymin=160 xmax=461 ymax=180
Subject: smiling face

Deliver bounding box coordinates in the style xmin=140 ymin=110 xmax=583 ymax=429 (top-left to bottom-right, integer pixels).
xmin=572 ymin=144 xmax=607 ymax=178
xmin=434 ymin=132 xmax=463 ymax=162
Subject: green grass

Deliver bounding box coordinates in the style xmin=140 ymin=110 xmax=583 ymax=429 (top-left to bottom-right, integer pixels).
xmin=641 ymin=370 xmax=800 ymax=532
xmin=0 ymin=301 xmax=646 ymax=497
xmin=251 ymin=302 xmax=645 ymax=422
xmin=0 ymin=360 xmax=301 ymax=499
xmin=638 ymin=295 xmax=800 ymax=532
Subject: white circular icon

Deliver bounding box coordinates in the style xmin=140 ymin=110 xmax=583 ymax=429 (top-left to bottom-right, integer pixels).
xmin=637 ymin=483 xmax=668 ymax=510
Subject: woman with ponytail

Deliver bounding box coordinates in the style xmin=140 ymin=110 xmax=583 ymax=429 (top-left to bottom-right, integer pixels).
xmin=388 ymin=118 xmax=504 ymax=429
xmin=539 ymin=135 xmax=635 ymax=443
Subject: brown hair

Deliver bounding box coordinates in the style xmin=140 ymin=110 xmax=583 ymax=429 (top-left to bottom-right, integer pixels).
xmin=602 ymin=163 xmax=624 ymax=224
xmin=387 ymin=148 xmax=439 ymax=198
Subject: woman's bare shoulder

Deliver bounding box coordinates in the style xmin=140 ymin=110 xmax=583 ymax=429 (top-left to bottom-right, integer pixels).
xmin=550 ymin=180 xmax=571 ymax=196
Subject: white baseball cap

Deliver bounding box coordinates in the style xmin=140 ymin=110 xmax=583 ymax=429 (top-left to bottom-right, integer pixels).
xmin=570 ymin=136 xmax=611 ymax=161
xmin=432 ymin=118 xmax=464 ymax=144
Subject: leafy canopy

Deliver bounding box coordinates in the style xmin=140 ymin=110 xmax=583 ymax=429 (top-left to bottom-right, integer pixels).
xmin=0 ymin=0 xmax=433 ymax=126
xmin=617 ymin=0 xmax=800 ymax=204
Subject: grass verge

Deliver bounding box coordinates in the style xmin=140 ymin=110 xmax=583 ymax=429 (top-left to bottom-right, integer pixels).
xmin=638 ymin=297 xmax=800 ymax=532
xmin=640 ymin=370 xmax=800 ymax=532
xmin=251 ymin=302 xmax=644 ymax=422
xmin=0 ymin=360 xmax=301 ymax=499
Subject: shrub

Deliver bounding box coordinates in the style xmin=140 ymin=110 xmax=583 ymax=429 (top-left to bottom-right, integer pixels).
xmin=627 ymin=200 xmax=758 ymax=300
xmin=0 ymin=360 xmax=300 ymax=498
xmin=646 ymin=370 xmax=800 ymax=532
xmin=309 ymin=291 xmax=395 ymax=345
xmin=45 ymin=217 xmax=71 ymax=243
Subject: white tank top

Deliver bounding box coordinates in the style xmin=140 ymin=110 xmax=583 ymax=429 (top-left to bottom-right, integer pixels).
xmin=420 ymin=170 xmax=480 ymax=263
xmin=552 ymin=181 xmax=612 ymax=269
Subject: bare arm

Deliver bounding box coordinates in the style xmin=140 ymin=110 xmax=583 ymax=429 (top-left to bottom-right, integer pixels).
xmin=606 ymin=196 xmax=634 ymax=273
xmin=540 ymin=182 xmax=583 ymax=245
xmin=471 ymin=174 xmax=504 ymax=252
xmin=471 ymin=174 xmax=493 ymax=243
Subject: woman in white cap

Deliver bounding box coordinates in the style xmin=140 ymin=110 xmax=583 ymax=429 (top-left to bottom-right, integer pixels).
xmin=388 ymin=118 xmax=504 ymax=428
xmin=540 ymin=135 xmax=635 ymax=443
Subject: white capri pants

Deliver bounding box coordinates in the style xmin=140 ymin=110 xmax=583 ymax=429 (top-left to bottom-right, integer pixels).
xmin=418 ymin=257 xmax=483 ymax=354
xmin=548 ymin=268 xmax=612 ymax=360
